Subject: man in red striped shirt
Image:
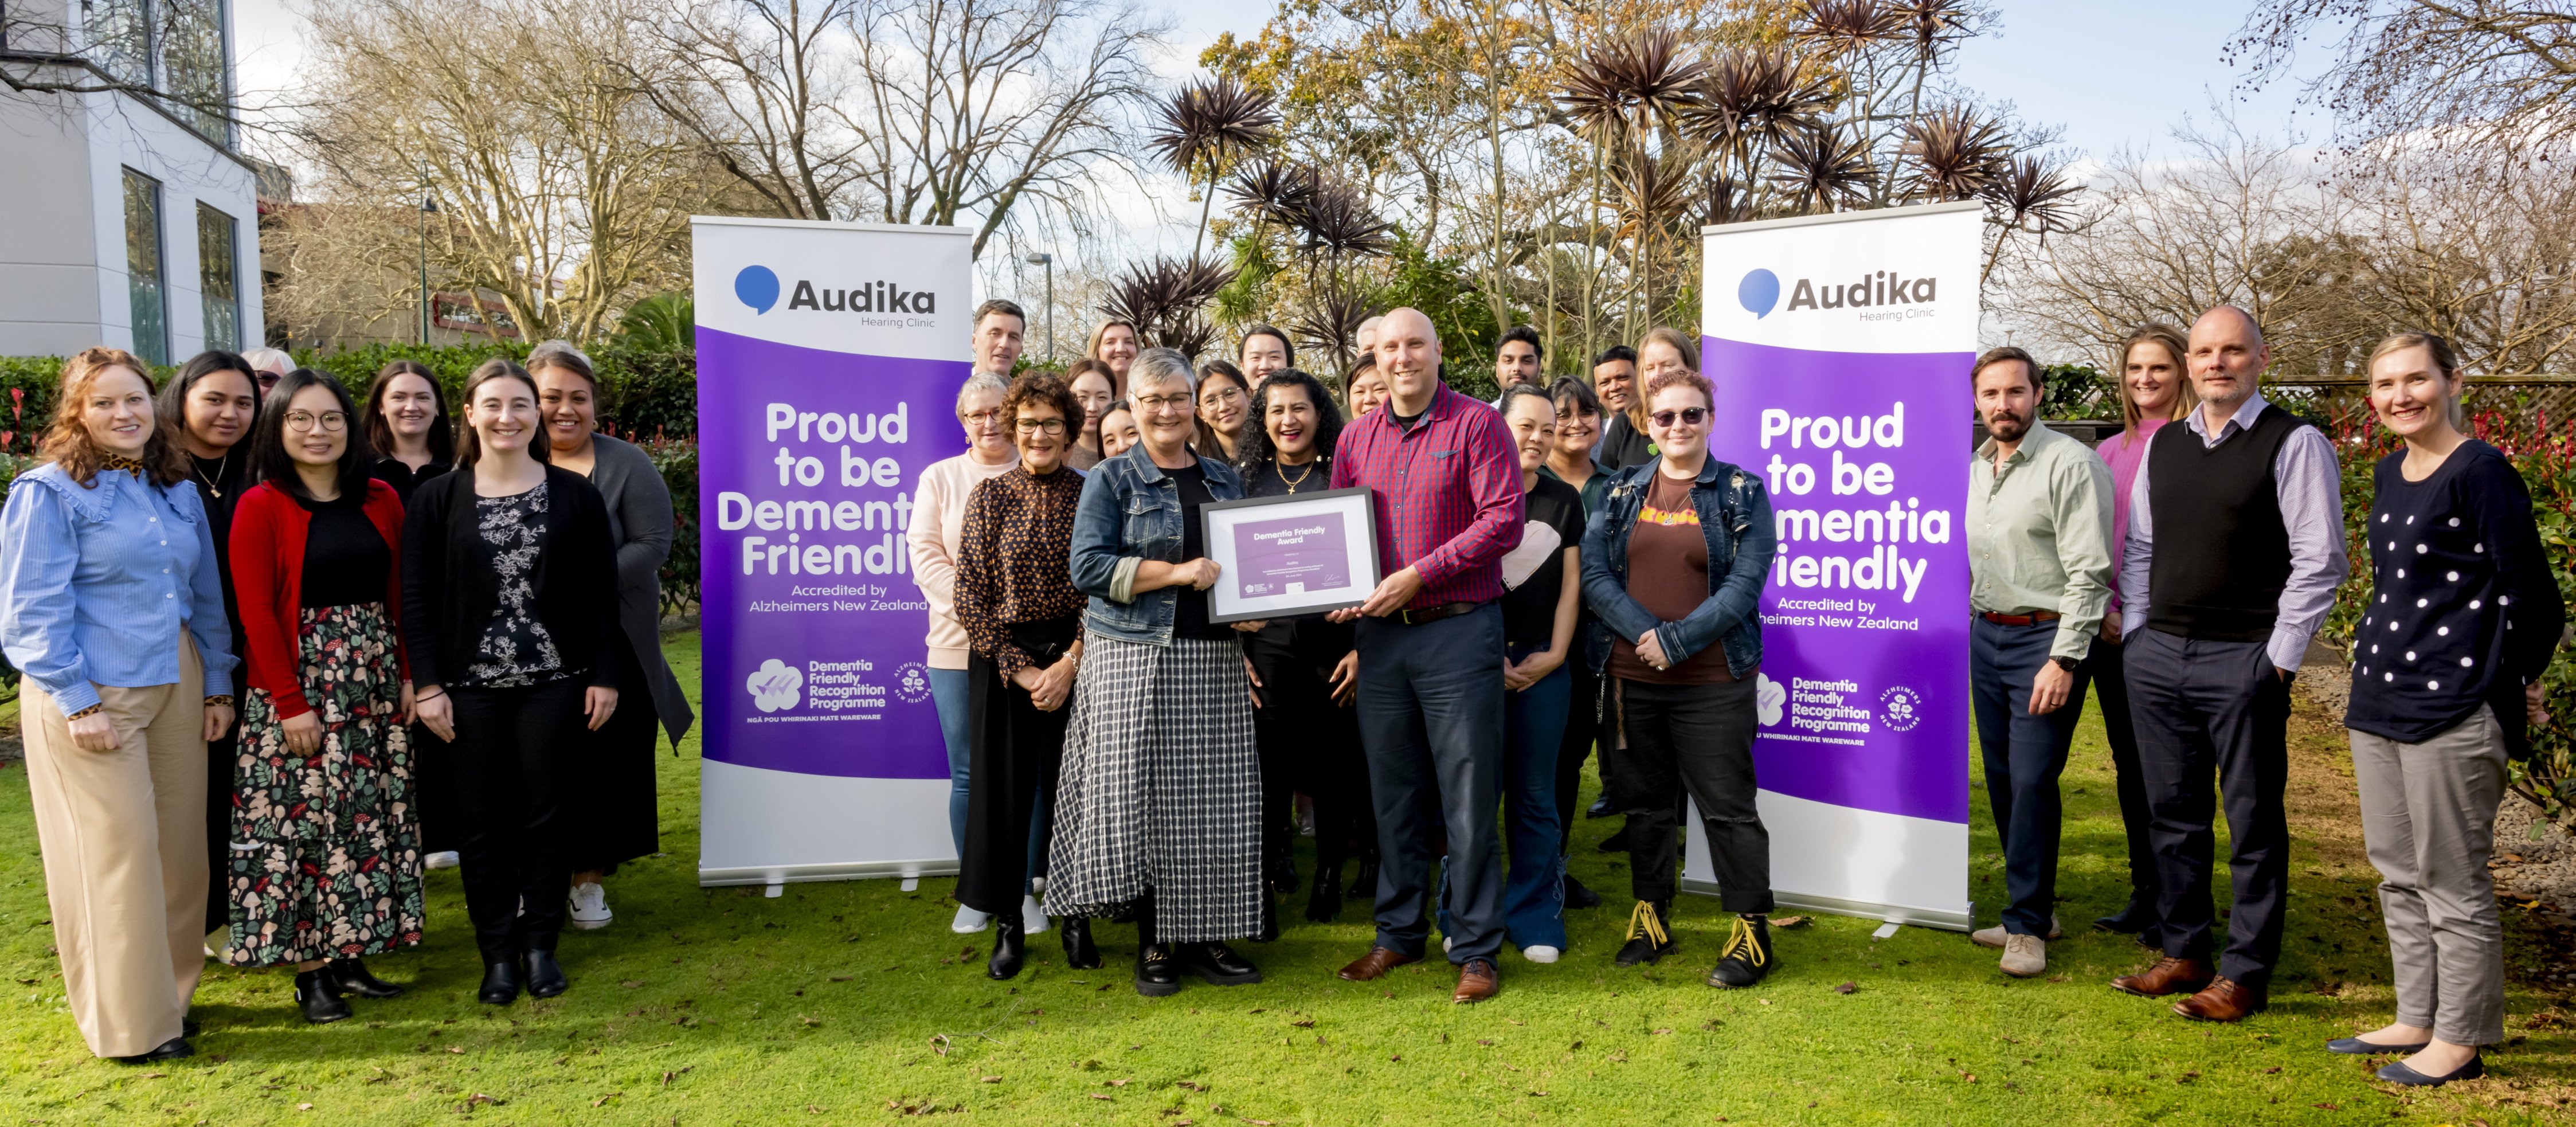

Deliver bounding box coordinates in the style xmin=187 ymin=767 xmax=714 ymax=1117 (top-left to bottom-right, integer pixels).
xmin=1325 ymin=307 xmax=1524 ymax=1003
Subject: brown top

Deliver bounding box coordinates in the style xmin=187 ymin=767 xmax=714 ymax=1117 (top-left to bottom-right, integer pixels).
xmin=1608 ymin=471 xmax=1736 ymax=684
xmin=955 ymin=465 xmax=1087 ymax=676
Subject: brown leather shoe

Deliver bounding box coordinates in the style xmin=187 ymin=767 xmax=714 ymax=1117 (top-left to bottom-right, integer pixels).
xmin=2111 ymin=956 xmax=2213 ymax=998
xmin=2172 ymin=976 xmax=2266 ymax=1022
xmin=1453 ymin=958 xmax=1500 ymax=1004
xmin=1337 ymin=946 xmax=1421 ymax=981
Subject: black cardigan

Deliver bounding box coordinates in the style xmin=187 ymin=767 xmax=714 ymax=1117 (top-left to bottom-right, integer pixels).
xmin=401 ymin=464 xmax=621 ymax=690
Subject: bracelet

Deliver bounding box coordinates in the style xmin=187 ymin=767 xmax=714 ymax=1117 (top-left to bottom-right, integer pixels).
xmin=65 ymin=703 xmax=103 ymax=721
xmin=414 ymin=689 xmax=445 ymax=702
xmin=203 ymin=695 xmax=234 ymax=708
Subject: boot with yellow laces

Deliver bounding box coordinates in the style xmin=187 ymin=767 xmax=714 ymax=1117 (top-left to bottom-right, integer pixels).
xmin=1615 ymin=900 xmax=1678 ymax=966
xmin=1707 ymin=915 xmax=1774 ymax=988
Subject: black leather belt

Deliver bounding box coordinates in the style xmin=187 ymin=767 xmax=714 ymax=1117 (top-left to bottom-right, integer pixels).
xmin=1396 ymin=601 xmax=1484 ymax=626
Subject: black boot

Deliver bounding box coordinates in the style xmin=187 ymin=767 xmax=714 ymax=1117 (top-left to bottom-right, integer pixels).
xmin=1134 ymin=898 xmax=1179 ymax=997
xmin=1615 ymin=900 xmax=1677 ymax=967
xmin=1585 ymin=795 xmax=1614 ymax=819
xmin=522 ymin=948 xmax=569 ymax=999
xmin=1708 ymin=915 xmax=1774 ymax=988
xmin=295 ymin=968 xmax=352 ymax=1024
xmin=1179 ymin=941 xmax=1263 ymax=986
xmin=2094 ymin=896 xmax=2158 ymax=943
xmin=1347 ymin=856 xmax=1379 ymax=900
xmin=1304 ymin=856 xmax=1344 ymax=922
xmin=477 ymin=958 xmax=523 ymax=1005
xmin=327 ymin=957 xmax=404 ymax=999
xmin=1060 ymin=915 xmax=1101 ymax=970
xmin=1563 ymin=874 xmax=1603 ymax=910
xmin=987 ymin=913 xmax=1027 ymax=980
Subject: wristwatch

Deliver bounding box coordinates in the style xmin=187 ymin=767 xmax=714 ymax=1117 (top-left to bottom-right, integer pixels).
xmin=2049 ymin=655 xmax=2081 ymax=673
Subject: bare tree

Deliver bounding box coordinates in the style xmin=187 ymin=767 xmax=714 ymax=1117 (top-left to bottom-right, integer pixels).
xmin=2236 ymin=1 xmax=2576 ymax=153
xmin=635 ymin=0 xmax=870 ymax=222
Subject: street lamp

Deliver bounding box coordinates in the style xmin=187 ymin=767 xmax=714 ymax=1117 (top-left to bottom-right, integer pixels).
xmin=417 ymin=181 xmax=440 ymax=346
xmin=1024 ymin=252 xmax=1054 ymax=361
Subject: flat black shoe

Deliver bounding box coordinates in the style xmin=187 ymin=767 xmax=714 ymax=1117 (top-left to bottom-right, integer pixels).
xmin=522 ymin=949 xmax=568 ymax=999
xmin=1708 ymin=916 xmax=1774 ymax=989
xmin=295 ymin=968 xmax=353 ymax=1024
xmin=2328 ymin=1036 xmax=2430 ymax=1055
xmin=1180 ymin=942 xmax=1263 ymax=986
xmin=1060 ymin=916 xmax=1102 ymax=970
xmin=478 ymin=960 xmax=523 ymax=1005
xmin=1596 ymin=824 xmax=1634 ymax=853
xmin=1563 ymin=874 xmax=1602 ymax=910
xmin=1135 ymin=943 xmax=1182 ymax=997
xmin=1615 ymin=900 xmax=1677 ymax=967
xmin=2377 ymin=1055 xmax=2482 ymax=1086
xmin=1585 ymin=796 xmax=1614 ymax=819
xmin=115 ymin=1036 xmax=192 ymax=1065
xmin=1304 ymin=862 xmax=1344 ymax=922
xmin=2092 ymin=900 xmax=2154 ymax=935
xmin=328 ymin=956 xmax=404 ymax=999
xmin=987 ymin=915 xmax=1027 ymax=980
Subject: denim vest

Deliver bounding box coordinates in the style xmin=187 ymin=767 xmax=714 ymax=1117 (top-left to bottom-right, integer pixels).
xmin=1068 ymin=443 xmax=1247 ymax=645
xmin=1576 ymin=455 xmax=1775 ymax=678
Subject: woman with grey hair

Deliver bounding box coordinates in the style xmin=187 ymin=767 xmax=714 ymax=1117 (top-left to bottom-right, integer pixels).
xmin=525 ymin=341 xmax=696 ymax=932
xmin=907 ymin=370 xmax=1045 ymax=937
xmin=1050 ymin=347 xmax=1267 ymax=996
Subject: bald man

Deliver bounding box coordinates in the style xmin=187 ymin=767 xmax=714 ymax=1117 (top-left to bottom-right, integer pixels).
xmin=1326 ymin=307 xmax=1525 ymax=1003
xmin=2111 ymin=305 xmax=2347 ymax=1022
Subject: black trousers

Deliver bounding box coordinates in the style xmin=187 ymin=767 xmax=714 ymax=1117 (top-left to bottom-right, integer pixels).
xmin=450 ymin=678 xmax=588 ymax=961
xmin=956 ymin=619 xmax=1076 ymax=918
xmin=2092 ymin=634 xmax=2160 ymax=938
xmin=567 ymin=644 xmax=661 ymax=875
xmin=1607 ymin=678 xmax=1772 ymax=914
xmin=1970 ymin=617 xmax=2092 ymax=937
xmin=2124 ymin=628 xmax=2292 ymax=990
xmin=1554 ymin=659 xmax=1601 ymax=856
xmin=1246 ymin=628 xmax=1373 ymax=884
xmin=202 ymin=723 xmax=237 ymax=936
xmin=1354 ymin=605 xmax=1507 ymax=962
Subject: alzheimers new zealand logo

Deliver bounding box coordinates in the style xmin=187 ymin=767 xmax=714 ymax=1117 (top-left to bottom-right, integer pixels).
xmin=747 ymin=658 xmax=802 ymax=713
xmin=1755 ymin=672 xmax=1787 ymax=726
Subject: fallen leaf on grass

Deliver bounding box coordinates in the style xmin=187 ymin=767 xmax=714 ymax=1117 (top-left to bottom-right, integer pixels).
xmin=591 ymin=1094 xmax=621 ymax=1108
xmin=620 ymin=980 xmax=643 ymax=988
xmin=445 ymin=1047 xmax=465 ymax=1055
xmin=1246 ymin=1120 xmax=1275 ymax=1125
xmin=2264 ymin=1067 xmax=2281 ymax=1074
xmin=144 ymin=1073 xmax=165 ymax=1079
xmin=1108 ymin=1079 xmax=1129 ymax=1087
xmin=1290 ymin=1019 xmax=1314 ymax=1028
xmin=1961 ymin=1074 xmax=1976 ymax=1083
xmin=830 ymin=975 xmax=852 ymax=982
xmin=1176 ymin=1081 xmax=1204 ymax=1091
xmin=1757 ymin=999 xmax=1773 ymax=1006
xmin=1833 ymin=981 xmax=1857 ymax=995
xmin=1477 ymin=1039 xmax=1493 ymax=1046
xmin=1089 ymin=1093 xmax=1113 ymax=1101
xmin=980 ymin=1077 xmax=1001 ymax=1083
xmin=297 ymin=1103 xmax=314 ymax=1112
xmin=1771 ymin=915 xmax=1810 ymax=929
xmin=1650 ymin=1028 xmax=1672 ymax=1035
xmin=2313 ymin=1103 xmax=2338 ymax=1111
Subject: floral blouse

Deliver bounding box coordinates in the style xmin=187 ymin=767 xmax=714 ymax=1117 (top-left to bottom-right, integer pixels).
xmin=955 ymin=465 xmax=1087 ymax=676
xmin=464 ymin=482 xmax=566 ymax=687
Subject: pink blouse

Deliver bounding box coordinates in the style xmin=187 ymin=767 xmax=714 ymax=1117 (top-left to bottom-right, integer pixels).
xmin=2101 ymin=417 xmax=2168 ymax=615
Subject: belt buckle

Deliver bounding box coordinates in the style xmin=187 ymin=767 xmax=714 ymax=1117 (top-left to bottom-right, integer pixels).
xmin=1400 ymin=606 xmax=1424 ymax=625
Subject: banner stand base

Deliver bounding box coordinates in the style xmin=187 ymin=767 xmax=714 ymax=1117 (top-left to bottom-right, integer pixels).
xmin=1680 ymin=879 xmax=1971 ymax=932
xmin=702 ymin=859 xmax=960 ymax=889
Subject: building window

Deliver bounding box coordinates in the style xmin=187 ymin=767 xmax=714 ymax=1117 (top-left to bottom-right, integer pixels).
xmin=81 ymin=0 xmax=234 ymax=147
xmin=124 ymin=169 xmax=167 ymax=366
xmin=198 ymin=203 xmax=238 ymax=352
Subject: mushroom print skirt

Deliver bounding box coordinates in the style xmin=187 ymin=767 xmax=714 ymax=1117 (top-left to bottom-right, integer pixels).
xmin=221 ymin=602 xmax=425 ymax=966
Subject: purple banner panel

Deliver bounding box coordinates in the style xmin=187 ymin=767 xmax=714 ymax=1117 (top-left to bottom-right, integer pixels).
xmin=698 ymin=326 xmax=966 ymax=779
xmin=1706 ymin=334 xmax=1972 ymax=824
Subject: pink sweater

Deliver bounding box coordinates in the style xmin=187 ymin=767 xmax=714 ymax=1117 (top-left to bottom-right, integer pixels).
xmin=906 ymin=449 xmax=1020 ymax=670
xmin=2100 ymin=417 xmax=2167 ymax=616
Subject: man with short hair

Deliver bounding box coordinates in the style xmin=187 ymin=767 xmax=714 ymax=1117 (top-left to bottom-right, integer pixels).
xmin=972 ymin=299 xmax=1027 ymax=377
xmin=1591 ymin=345 xmax=1651 ymax=469
xmin=2112 ymin=306 xmax=2347 ymax=1022
xmin=1964 ymin=347 xmax=2113 ymax=979
xmin=1327 ymin=307 xmax=1525 ymax=1003
xmin=1496 ymin=326 xmax=1544 ymax=388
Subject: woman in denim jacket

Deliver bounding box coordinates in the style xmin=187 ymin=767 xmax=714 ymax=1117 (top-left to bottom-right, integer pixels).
xmin=1577 ymin=338 xmax=1779 ymax=990
xmin=1046 ymin=348 xmax=1269 ymax=997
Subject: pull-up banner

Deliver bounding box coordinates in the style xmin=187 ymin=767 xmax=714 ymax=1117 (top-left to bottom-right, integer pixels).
xmin=691 ymin=216 xmax=972 ymax=888
xmin=1686 ymin=201 xmax=1978 ymax=930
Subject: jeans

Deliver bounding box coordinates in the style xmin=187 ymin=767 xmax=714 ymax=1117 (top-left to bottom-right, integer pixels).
xmin=449 ymin=678 xmax=586 ymax=961
xmin=1555 ymin=658 xmax=1601 ymax=855
xmin=1355 ymin=604 xmax=1507 ymax=964
xmin=1970 ymin=617 xmax=2091 ymax=937
xmin=1607 ymin=676 xmax=1771 ymax=913
xmin=2125 ymin=628 xmax=2292 ymax=991
xmin=1438 ymin=643 xmax=1569 ymax=952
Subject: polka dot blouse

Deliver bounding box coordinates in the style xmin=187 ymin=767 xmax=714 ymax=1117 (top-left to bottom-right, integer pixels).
xmin=2345 ymin=440 xmax=2566 ymax=748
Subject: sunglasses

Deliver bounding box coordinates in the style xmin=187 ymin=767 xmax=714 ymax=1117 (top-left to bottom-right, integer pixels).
xmin=1650 ymin=407 xmax=1708 ymax=428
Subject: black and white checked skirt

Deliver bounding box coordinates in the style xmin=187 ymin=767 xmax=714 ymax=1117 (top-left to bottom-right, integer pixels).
xmin=1041 ymin=632 xmax=1263 ymax=943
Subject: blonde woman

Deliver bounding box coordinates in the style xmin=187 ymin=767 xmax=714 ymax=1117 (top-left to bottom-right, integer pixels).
xmin=1087 ymin=320 xmax=1142 ymax=399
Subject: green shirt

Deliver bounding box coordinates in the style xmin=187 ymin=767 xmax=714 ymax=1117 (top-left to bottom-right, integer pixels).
xmin=1967 ymin=420 xmax=2114 ymax=661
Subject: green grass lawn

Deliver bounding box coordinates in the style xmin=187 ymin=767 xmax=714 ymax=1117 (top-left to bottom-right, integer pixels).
xmin=2 ymin=631 xmax=2570 ymax=1125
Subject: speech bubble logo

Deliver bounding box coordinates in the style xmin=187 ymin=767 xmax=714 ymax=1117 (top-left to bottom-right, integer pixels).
xmin=746 ymin=658 xmax=801 ymax=712
xmin=1739 ymin=268 xmax=1780 ymax=319
xmin=735 ymin=265 xmax=781 ymax=315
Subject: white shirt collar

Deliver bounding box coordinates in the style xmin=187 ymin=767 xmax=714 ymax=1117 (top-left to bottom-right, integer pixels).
xmin=2187 ymin=391 xmax=2271 ymax=441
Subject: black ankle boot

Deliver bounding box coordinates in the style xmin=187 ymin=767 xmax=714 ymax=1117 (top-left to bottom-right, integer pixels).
xmin=477 ymin=958 xmax=522 ymax=1005
xmin=988 ymin=914 xmax=1027 ymax=980
xmin=1708 ymin=915 xmax=1775 ymax=988
xmin=1304 ymin=858 xmax=1344 ymax=922
xmin=522 ymin=948 xmax=568 ymax=999
xmin=1563 ymin=874 xmax=1603 ymax=910
xmin=1060 ymin=915 xmax=1101 ymax=970
xmin=295 ymin=968 xmax=352 ymax=1024
xmin=327 ymin=957 xmax=404 ymax=999
xmin=1615 ymin=899 xmax=1677 ymax=967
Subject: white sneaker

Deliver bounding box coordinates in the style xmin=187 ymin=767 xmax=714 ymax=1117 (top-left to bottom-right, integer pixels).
xmin=1021 ymin=894 xmax=1051 ymax=934
xmin=952 ymin=903 xmax=993 ymax=933
xmin=1999 ymin=934 xmax=2047 ymax=977
xmin=567 ymin=882 xmax=612 ymax=930
xmin=1522 ymin=945 xmax=1561 ymax=964
xmin=1971 ymin=914 xmax=2061 ymax=948
xmin=1442 ymin=936 xmax=1454 ymax=954
xmin=425 ymin=850 xmax=461 ymax=870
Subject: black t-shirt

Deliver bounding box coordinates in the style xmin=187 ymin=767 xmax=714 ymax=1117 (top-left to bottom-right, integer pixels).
xmin=297 ymin=491 xmax=391 ymax=608
xmin=1500 ymin=473 xmax=1585 ymax=648
xmin=1166 ymin=463 xmax=1236 ymax=640
xmin=1597 ymin=413 xmax=1655 ymax=469
xmin=372 ymin=456 xmax=454 ymax=503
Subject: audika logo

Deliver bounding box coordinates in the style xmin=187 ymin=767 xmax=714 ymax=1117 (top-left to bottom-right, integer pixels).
xmin=736 ymin=265 xmax=780 ymax=314
xmin=1737 ymin=266 xmax=1939 ymax=317
xmin=1739 ymin=269 xmax=1780 ymax=319
xmin=747 ymin=658 xmax=801 ymax=713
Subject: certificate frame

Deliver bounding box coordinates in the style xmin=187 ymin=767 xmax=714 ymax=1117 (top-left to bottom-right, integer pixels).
xmin=1199 ymin=487 xmax=1380 ymax=624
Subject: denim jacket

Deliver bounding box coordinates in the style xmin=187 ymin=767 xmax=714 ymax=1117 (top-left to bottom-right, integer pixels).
xmin=1577 ymin=455 xmax=1775 ymax=679
xmin=0 ymin=463 xmax=237 ymax=713
xmin=1068 ymin=443 xmax=1247 ymax=645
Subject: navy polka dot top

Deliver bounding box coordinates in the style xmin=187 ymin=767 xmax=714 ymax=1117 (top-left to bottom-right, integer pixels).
xmin=2345 ymin=440 xmax=2565 ymax=749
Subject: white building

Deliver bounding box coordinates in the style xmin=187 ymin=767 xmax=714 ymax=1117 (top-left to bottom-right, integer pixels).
xmin=0 ymin=0 xmax=264 ymax=363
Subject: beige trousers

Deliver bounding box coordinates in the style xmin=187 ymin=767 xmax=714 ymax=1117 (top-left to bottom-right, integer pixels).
xmin=20 ymin=637 xmax=207 ymax=1058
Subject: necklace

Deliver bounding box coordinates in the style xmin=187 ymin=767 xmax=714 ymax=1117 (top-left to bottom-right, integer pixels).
xmin=193 ymin=451 xmax=228 ymax=497
xmin=1274 ymin=459 xmax=1316 ymax=493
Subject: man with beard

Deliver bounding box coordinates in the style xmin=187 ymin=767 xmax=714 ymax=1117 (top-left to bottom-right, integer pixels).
xmin=1965 ymin=346 xmax=2113 ymax=979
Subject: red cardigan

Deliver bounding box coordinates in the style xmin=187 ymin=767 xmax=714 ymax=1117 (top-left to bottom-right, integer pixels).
xmin=230 ymin=479 xmax=408 ymax=719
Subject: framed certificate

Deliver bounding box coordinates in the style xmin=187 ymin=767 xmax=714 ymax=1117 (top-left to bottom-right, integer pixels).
xmin=1200 ymin=487 xmax=1380 ymax=624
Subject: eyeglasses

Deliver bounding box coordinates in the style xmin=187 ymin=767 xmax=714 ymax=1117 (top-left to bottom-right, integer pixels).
xmin=962 ymin=408 xmax=1005 ymax=426
xmin=285 ymin=410 xmax=350 ymax=433
xmin=1015 ymin=417 xmax=1067 ymax=435
xmin=1650 ymin=408 xmax=1708 ymax=428
xmin=1134 ymin=393 xmax=1192 ymax=410
xmin=1203 ymin=386 xmax=1246 ymax=405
